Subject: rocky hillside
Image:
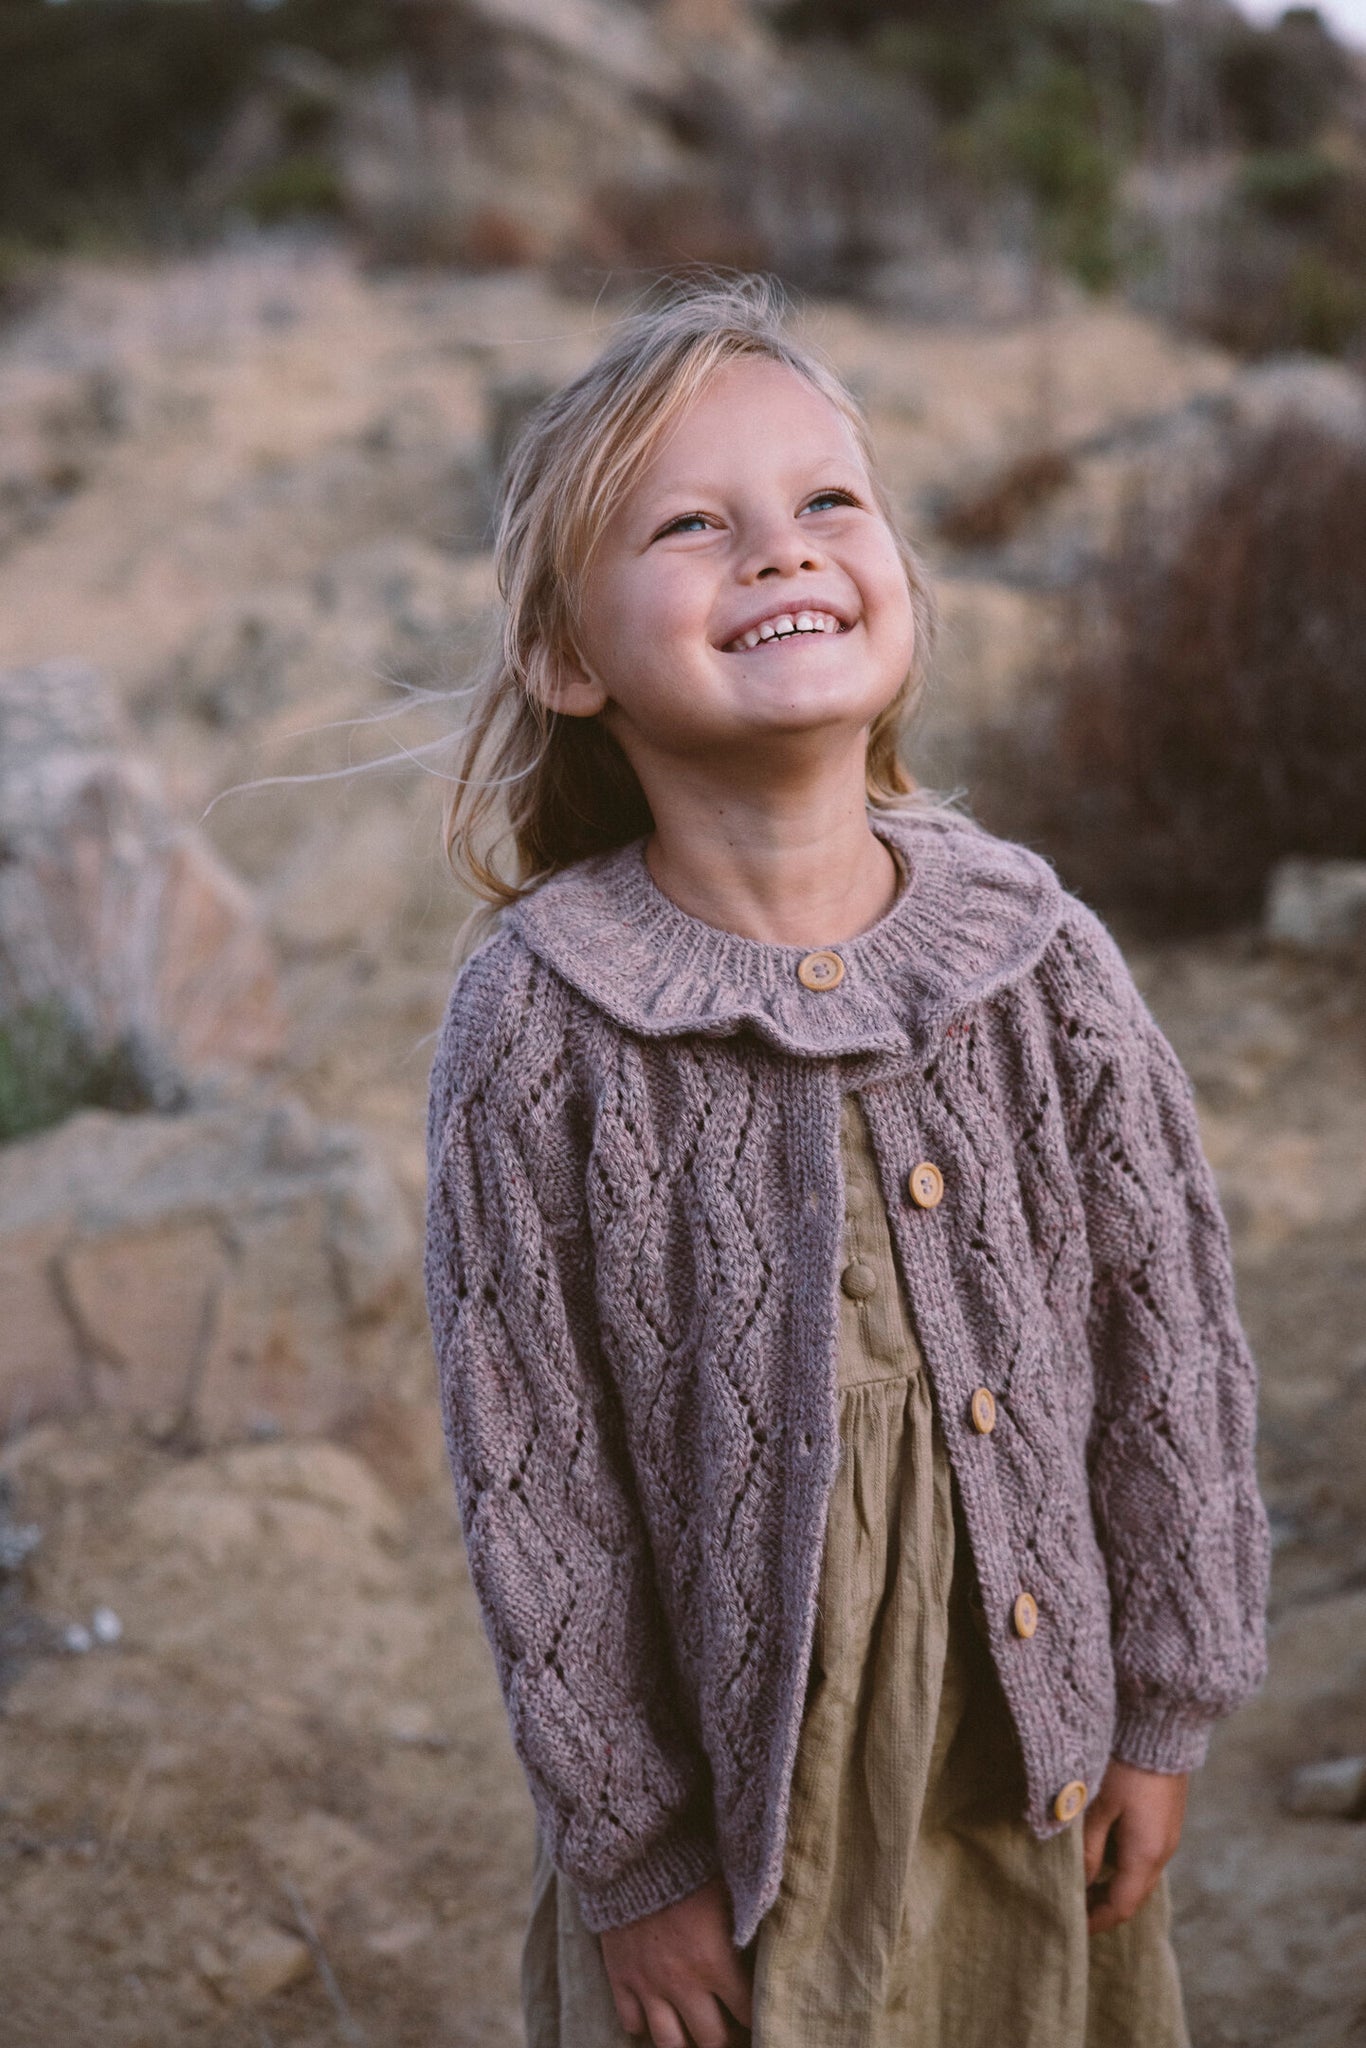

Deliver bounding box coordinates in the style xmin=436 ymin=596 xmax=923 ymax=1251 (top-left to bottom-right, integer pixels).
xmin=6 ymin=0 xmax=1366 ymax=357
xmin=0 ymin=236 xmax=1363 ymax=2044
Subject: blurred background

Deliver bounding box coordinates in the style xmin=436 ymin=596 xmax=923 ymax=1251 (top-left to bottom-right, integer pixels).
xmin=1 ymin=1 xmax=1364 ymax=2041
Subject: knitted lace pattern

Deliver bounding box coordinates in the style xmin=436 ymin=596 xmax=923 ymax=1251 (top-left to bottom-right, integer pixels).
xmin=423 ymin=812 xmax=1270 ymax=1945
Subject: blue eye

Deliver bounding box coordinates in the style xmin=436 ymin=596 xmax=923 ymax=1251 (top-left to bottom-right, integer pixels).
xmin=805 ymin=489 xmax=856 ymax=513
xmin=657 ymin=512 xmax=711 ymax=538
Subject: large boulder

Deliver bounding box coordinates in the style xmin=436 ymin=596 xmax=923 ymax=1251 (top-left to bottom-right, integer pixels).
xmin=0 ymin=1091 xmax=415 ymax=1442
xmin=0 ymin=661 xmax=285 ymax=1088
xmin=1265 ymin=857 xmax=1366 ymax=953
xmin=336 ymin=0 xmax=778 ymax=269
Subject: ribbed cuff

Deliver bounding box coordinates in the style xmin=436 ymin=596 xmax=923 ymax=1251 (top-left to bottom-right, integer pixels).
xmin=573 ymin=1821 xmax=723 ymax=1935
xmin=1111 ymin=1700 xmax=1215 ymax=1774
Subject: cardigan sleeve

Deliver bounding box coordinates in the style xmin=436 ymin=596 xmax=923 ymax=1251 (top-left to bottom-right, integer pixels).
xmin=1045 ymin=902 xmax=1271 ymax=1774
xmin=423 ymin=943 xmax=721 ymax=1930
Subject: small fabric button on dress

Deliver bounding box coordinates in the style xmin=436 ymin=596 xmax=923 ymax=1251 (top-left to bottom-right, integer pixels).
xmin=797 ymin=950 xmax=845 ymax=991
xmin=1054 ymin=1779 xmax=1088 ymax=1823
xmin=1012 ymin=1591 xmax=1039 ymax=1639
xmin=970 ymin=1387 xmax=997 ymax=1435
xmin=840 ymin=1260 xmax=878 ymax=1301
xmin=907 ymin=1161 xmax=945 ymax=1209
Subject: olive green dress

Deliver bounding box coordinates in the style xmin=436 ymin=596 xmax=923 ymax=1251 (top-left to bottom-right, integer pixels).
xmin=521 ymin=1095 xmax=1190 ymax=2048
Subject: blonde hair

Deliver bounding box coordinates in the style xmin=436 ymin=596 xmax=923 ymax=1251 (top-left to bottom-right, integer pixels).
xmin=444 ymin=273 xmax=940 ymax=948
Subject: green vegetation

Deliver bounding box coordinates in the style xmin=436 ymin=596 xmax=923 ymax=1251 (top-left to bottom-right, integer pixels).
xmin=0 ymin=999 xmax=171 ymax=1146
xmin=233 ymin=151 xmax=344 ymax=226
xmin=0 ymin=0 xmax=397 ymax=248
xmin=1285 ymin=249 xmax=1366 ymax=355
xmin=968 ymin=58 xmax=1121 ymax=288
xmin=774 ymin=0 xmax=1366 ymax=354
xmin=2 ymin=0 xmax=1365 ymax=358
xmin=1238 ymin=149 xmax=1342 ymax=225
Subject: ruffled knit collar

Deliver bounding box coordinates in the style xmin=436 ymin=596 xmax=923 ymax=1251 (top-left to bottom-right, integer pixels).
xmin=508 ymin=808 xmax=1063 ymax=1061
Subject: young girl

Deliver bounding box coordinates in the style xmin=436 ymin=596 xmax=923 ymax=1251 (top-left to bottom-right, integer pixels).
xmin=423 ymin=275 xmax=1270 ymax=2048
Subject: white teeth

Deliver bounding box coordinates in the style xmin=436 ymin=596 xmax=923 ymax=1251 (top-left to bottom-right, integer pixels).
xmin=727 ymin=610 xmax=843 ymax=650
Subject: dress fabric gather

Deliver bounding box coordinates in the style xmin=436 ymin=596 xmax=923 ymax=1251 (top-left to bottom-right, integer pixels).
xmin=521 ymin=1094 xmax=1190 ymax=2048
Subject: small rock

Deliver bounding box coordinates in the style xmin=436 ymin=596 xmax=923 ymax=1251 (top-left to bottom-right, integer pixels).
xmin=1283 ymin=1755 xmax=1366 ymax=1819
xmin=229 ymin=1924 xmax=313 ymax=2004
xmin=192 ymin=1938 xmax=231 ymax=1990
xmin=195 ymin=1923 xmax=313 ymax=2005
xmin=90 ymin=1605 xmax=123 ymax=1646
xmin=1265 ymin=857 xmax=1366 ymax=952
xmin=1231 ymin=357 xmax=1366 ymax=446
xmin=383 ymin=1701 xmax=446 ymax=1748
xmin=0 ymin=1519 xmax=41 ymax=1573
xmin=364 ymin=1916 xmax=432 ymax=1957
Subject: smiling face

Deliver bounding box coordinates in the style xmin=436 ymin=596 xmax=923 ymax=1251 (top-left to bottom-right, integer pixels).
xmin=547 ymin=357 xmax=918 ymax=789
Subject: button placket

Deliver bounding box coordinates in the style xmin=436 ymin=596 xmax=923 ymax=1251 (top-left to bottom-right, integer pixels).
xmin=839 ymin=1096 xmax=920 ymax=1383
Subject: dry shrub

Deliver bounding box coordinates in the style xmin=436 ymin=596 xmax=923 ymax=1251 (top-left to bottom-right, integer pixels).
xmin=933 ymin=447 xmax=1075 ymax=549
xmin=0 ymin=999 xmax=173 ymax=1147
xmin=982 ymin=418 xmax=1366 ymax=932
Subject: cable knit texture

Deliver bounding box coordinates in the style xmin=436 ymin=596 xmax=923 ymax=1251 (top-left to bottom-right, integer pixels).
xmin=423 ymin=809 xmax=1270 ymax=1948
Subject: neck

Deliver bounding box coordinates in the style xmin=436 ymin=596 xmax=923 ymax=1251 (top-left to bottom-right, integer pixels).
xmin=639 ymin=745 xmax=903 ymax=948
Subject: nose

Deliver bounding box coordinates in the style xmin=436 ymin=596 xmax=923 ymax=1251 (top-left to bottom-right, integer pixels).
xmin=737 ymin=507 xmax=825 ymax=583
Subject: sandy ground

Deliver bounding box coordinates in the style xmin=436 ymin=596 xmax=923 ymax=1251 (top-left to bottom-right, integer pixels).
xmin=1 ymin=235 xmax=1363 ymax=2046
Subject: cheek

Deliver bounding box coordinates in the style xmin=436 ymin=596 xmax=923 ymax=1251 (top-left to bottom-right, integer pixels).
xmin=591 ymin=563 xmax=703 ymax=664
xmin=869 ymin=552 xmax=918 ymax=660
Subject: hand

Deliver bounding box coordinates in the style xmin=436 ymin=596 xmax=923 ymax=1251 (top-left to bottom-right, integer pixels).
xmin=599 ymin=1874 xmax=754 ymax=2048
xmin=1083 ymin=1757 xmax=1188 ymax=1935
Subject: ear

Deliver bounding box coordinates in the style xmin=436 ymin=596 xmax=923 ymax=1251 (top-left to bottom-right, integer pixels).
xmin=532 ymin=648 xmax=609 ymax=720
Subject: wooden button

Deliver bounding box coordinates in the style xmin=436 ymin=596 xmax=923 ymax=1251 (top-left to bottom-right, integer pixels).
xmin=970 ymin=1387 xmax=997 ymax=1435
xmin=796 ymin=950 xmax=844 ymax=991
xmin=840 ymin=1260 xmax=878 ymax=1301
xmin=907 ymin=1161 xmax=944 ymax=1209
xmin=1054 ymin=1780 xmax=1088 ymax=1824
xmin=1012 ymin=1591 xmax=1039 ymax=1639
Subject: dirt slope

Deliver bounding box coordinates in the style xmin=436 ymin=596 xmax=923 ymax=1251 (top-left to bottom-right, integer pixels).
xmin=0 ymin=235 xmax=1362 ymax=2046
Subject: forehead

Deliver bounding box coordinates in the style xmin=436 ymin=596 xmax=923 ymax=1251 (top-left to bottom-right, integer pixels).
xmin=632 ymin=356 xmax=865 ymax=495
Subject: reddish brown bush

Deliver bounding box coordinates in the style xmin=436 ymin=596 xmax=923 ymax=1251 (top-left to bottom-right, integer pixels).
xmin=979 ymin=418 xmax=1366 ymax=931
xmin=933 ymin=447 xmax=1075 ymax=549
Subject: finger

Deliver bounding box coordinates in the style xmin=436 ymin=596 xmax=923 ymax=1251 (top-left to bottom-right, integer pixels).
xmin=1088 ymin=1853 xmax=1161 ymax=1934
xmin=1082 ymin=1800 xmax=1119 ymax=1886
xmin=677 ymin=1989 xmax=741 ymax=2048
xmin=716 ymin=1950 xmax=755 ymax=2031
xmin=642 ymin=1995 xmax=689 ymax=2048
xmin=611 ymin=1984 xmax=648 ymax=2037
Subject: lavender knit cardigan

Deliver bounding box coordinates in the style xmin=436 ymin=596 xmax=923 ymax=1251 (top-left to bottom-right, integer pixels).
xmin=423 ymin=808 xmax=1270 ymax=1948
